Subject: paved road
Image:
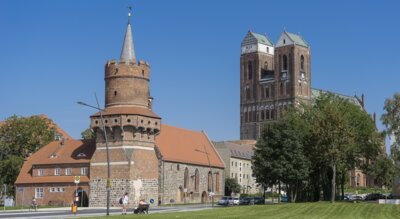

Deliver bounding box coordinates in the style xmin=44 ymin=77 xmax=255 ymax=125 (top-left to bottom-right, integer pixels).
xmin=0 ymin=204 xmax=220 ymax=219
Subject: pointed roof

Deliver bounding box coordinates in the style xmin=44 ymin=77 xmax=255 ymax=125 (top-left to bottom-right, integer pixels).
xmin=284 ymin=31 xmax=309 ymax=47
xmin=241 ymin=31 xmax=273 ymax=47
xmin=120 ymin=22 xmax=136 ymax=63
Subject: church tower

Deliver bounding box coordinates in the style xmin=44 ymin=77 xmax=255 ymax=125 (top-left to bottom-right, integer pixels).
xmin=240 ymin=31 xmax=275 ymax=140
xmin=89 ymin=10 xmax=161 ymax=207
xmin=240 ymin=30 xmax=311 ymax=140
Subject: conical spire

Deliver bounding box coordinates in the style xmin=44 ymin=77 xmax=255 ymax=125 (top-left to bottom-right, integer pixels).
xmin=120 ymin=7 xmax=136 ymax=63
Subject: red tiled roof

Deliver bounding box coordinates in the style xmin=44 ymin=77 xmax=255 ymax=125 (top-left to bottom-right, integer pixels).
xmin=15 ymin=139 xmax=95 ymax=185
xmin=155 ymin=124 xmax=224 ymax=168
xmin=91 ymin=106 xmax=160 ymax=118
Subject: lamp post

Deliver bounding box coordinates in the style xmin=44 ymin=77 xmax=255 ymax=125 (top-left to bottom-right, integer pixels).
xmin=195 ymin=145 xmax=214 ymax=208
xmin=77 ymin=96 xmax=111 ymax=216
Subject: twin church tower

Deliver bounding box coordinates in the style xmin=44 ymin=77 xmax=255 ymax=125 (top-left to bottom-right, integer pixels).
xmin=240 ymin=31 xmax=312 ymax=140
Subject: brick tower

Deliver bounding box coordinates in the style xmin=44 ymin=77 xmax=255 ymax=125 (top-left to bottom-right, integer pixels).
xmin=240 ymin=31 xmax=311 ymax=140
xmin=89 ymin=11 xmax=161 ymax=207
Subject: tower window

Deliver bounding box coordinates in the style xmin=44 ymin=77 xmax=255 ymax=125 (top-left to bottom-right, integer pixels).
xmin=283 ymin=55 xmax=288 ymax=71
xmin=300 ymin=55 xmax=305 ymax=70
xmin=142 ymin=70 xmax=145 ymax=76
xmin=267 ymin=47 xmax=269 ymax=53
xmin=248 ymin=61 xmax=253 ymax=80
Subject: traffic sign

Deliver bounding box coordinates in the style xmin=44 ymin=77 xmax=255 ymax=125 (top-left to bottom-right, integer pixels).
xmin=74 ymin=176 xmax=81 ymax=184
xmin=149 ymin=198 xmax=154 ymax=204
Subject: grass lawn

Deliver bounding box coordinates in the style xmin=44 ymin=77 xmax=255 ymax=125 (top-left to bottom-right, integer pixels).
xmin=92 ymin=202 xmax=400 ymax=219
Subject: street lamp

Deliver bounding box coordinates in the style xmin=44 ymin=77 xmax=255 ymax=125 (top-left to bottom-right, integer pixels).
xmin=77 ymin=96 xmax=111 ymax=216
xmin=195 ymin=145 xmax=214 ymax=208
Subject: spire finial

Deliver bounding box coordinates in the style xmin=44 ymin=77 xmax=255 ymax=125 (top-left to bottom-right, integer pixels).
xmin=128 ymin=6 xmax=132 ymax=24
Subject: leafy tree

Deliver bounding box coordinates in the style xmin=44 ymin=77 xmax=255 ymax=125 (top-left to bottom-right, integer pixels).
xmin=381 ymin=93 xmax=400 ymax=159
xmin=253 ymin=108 xmax=310 ymax=202
xmin=225 ymin=178 xmax=241 ymax=196
xmin=81 ymin=127 xmax=95 ymax=140
xmin=0 ymin=115 xmax=56 ymax=194
xmin=371 ymin=155 xmax=395 ymax=188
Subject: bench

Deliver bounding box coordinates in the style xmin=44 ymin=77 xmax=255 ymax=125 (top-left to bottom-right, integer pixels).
xmin=133 ymin=204 xmax=149 ymax=214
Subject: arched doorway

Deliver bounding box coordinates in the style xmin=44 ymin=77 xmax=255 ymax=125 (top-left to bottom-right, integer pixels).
xmin=201 ymin=191 xmax=208 ymax=203
xmin=75 ymin=189 xmax=89 ymax=207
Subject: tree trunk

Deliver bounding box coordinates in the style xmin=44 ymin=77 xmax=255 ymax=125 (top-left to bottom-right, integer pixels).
xmin=331 ymin=163 xmax=336 ymax=203
xmin=341 ymin=172 xmax=345 ymax=200
xmin=278 ymin=182 xmax=281 ymax=203
xmin=272 ymin=184 xmax=274 ymax=204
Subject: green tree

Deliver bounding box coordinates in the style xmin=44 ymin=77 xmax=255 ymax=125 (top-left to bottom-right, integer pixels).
xmin=381 ymin=93 xmax=400 ymax=159
xmin=0 ymin=115 xmax=56 ymax=194
xmin=253 ymin=108 xmax=310 ymax=202
xmin=225 ymin=178 xmax=241 ymax=196
xmin=81 ymin=127 xmax=95 ymax=140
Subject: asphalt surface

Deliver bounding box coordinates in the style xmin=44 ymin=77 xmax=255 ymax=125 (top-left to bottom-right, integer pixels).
xmin=0 ymin=204 xmax=219 ymax=219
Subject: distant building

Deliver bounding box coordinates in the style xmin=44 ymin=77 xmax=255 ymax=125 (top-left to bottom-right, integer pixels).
xmin=239 ymin=30 xmax=382 ymax=189
xmin=214 ymin=140 xmax=261 ymax=194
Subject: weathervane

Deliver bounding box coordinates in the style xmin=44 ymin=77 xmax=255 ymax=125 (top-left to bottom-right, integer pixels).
xmin=128 ymin=6 xmax=132 ymax=24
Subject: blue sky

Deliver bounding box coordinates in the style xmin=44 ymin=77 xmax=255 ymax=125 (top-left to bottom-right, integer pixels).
xmin=1 ymin=0 xmax=399 ymax=152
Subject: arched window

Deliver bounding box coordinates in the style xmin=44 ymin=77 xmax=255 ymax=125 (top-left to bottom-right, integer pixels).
xmin=299 ymin=83 xmax=302 ymax=95
xmin=280 ymin=83 xmax=284 ymax=96
xmin=266 ymin=109 xmax=270 ymax=120
xmin=286 ymin=82 xmax=290 ymax=96
xmin=261 ymin=110 xmax=265 ymax=121
xmin=300 ymin=55 xmax=305 ymax=70
xmin=248 ymin=61 xmax=253 ymax=80
xmin=265 ymin=86 xmax=270 ymax=98
xmin=195 ymin=169 xmax=199 ymax=192
xmin=184 ymin=168 xmax=189 ymax=189
xmin=271 ymin=109 xmax=275 ymax=119
xmin=356 ymin=173 xmax=360 ymax=187
xmin=208 ymin=171 xmax=213 ymax=192
xmin=283 ymin=55 xmax=288 ymax=71
xmin=215 ymin=173 xmax=220 ymax=192
xmin=264 ymin=61 xmax=268 ymax=70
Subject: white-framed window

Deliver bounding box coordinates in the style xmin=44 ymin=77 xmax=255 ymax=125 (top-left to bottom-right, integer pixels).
xmin=35 ymin=188 xmax=44 ymax=198
xmin=37 ymin=169 xmax=44 ymax=176
xmin=56 ymin=187 xmax=61 ymax=192
xmin=50 ymin=188 xmax=55 ymax=192
xmin=55 ymin=168 xmax=61 ymax=176
xmin=61 ymin=188 xmax=65 ymax=192
xmin=65 ymin=168 xmax=72 ymax=176
xmin=81 ymin=167 xmax=88 ymax=176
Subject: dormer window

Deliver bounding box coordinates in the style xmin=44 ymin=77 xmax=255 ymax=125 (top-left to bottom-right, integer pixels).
xmin=283 ymin=39 xmax=286 ymax=44
xmin=38 ymin=169 xmax=44 ymax=176
xmin=77 ymin=153 xmax=86 ymax=157
xmin=54 ymin=134 xmax=62 ymax=141
xmin=50 ymin=153 xmax=57 ymax=158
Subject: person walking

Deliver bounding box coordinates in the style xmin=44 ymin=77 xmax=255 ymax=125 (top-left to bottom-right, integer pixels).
xmin=122 ymin=192 xmax=129 ymax=215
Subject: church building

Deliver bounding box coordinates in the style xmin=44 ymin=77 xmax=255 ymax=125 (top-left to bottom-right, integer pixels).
xmin=15 ymin=11 xmax=224 ymax=207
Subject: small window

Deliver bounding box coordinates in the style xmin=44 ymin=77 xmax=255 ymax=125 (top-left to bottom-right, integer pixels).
xmin=114 ymin=91 xmax=117 ymax=96
xmin=54 ymin=134 xmax=62 ymax=141
xmin=142 ymin=70 xmax=145 ymax=76
xmin=55 ymin=168 xmax=61 ymax=176
xmin=283 ymin=39 xmax=286 ymax=44
xmin=35 ymin=188 xmax=44 ymax=198
xmin=50 ymin=153 xmax=57 ymax=158
xmin=50 ymin=188 xmax=55 ymax=192
xmin=267 ymin=47 xmax=269 ymax=53
xmin=61 ymin=188 xmax=65 ymax=192
xmin=38 ymin=169 xmax=44 ymax=176
xmin=56 ymin=188 xmax=61 ymax=192
xmin=81 ymin=167 xmax=89 ymax=176
xmin=301 ymin=55 xmax=305 ymax=70
xmin=177 ymin=164 xmax=180 ymax=171
xmin=65 ymin=168 xmax=72 ymax=176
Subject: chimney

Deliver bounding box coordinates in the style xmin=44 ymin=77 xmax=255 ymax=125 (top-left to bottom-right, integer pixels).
xmin=373 ymin=112 xmax=377 ymax=128
xmin=361 ymin=94 xmax=365 ymax=109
